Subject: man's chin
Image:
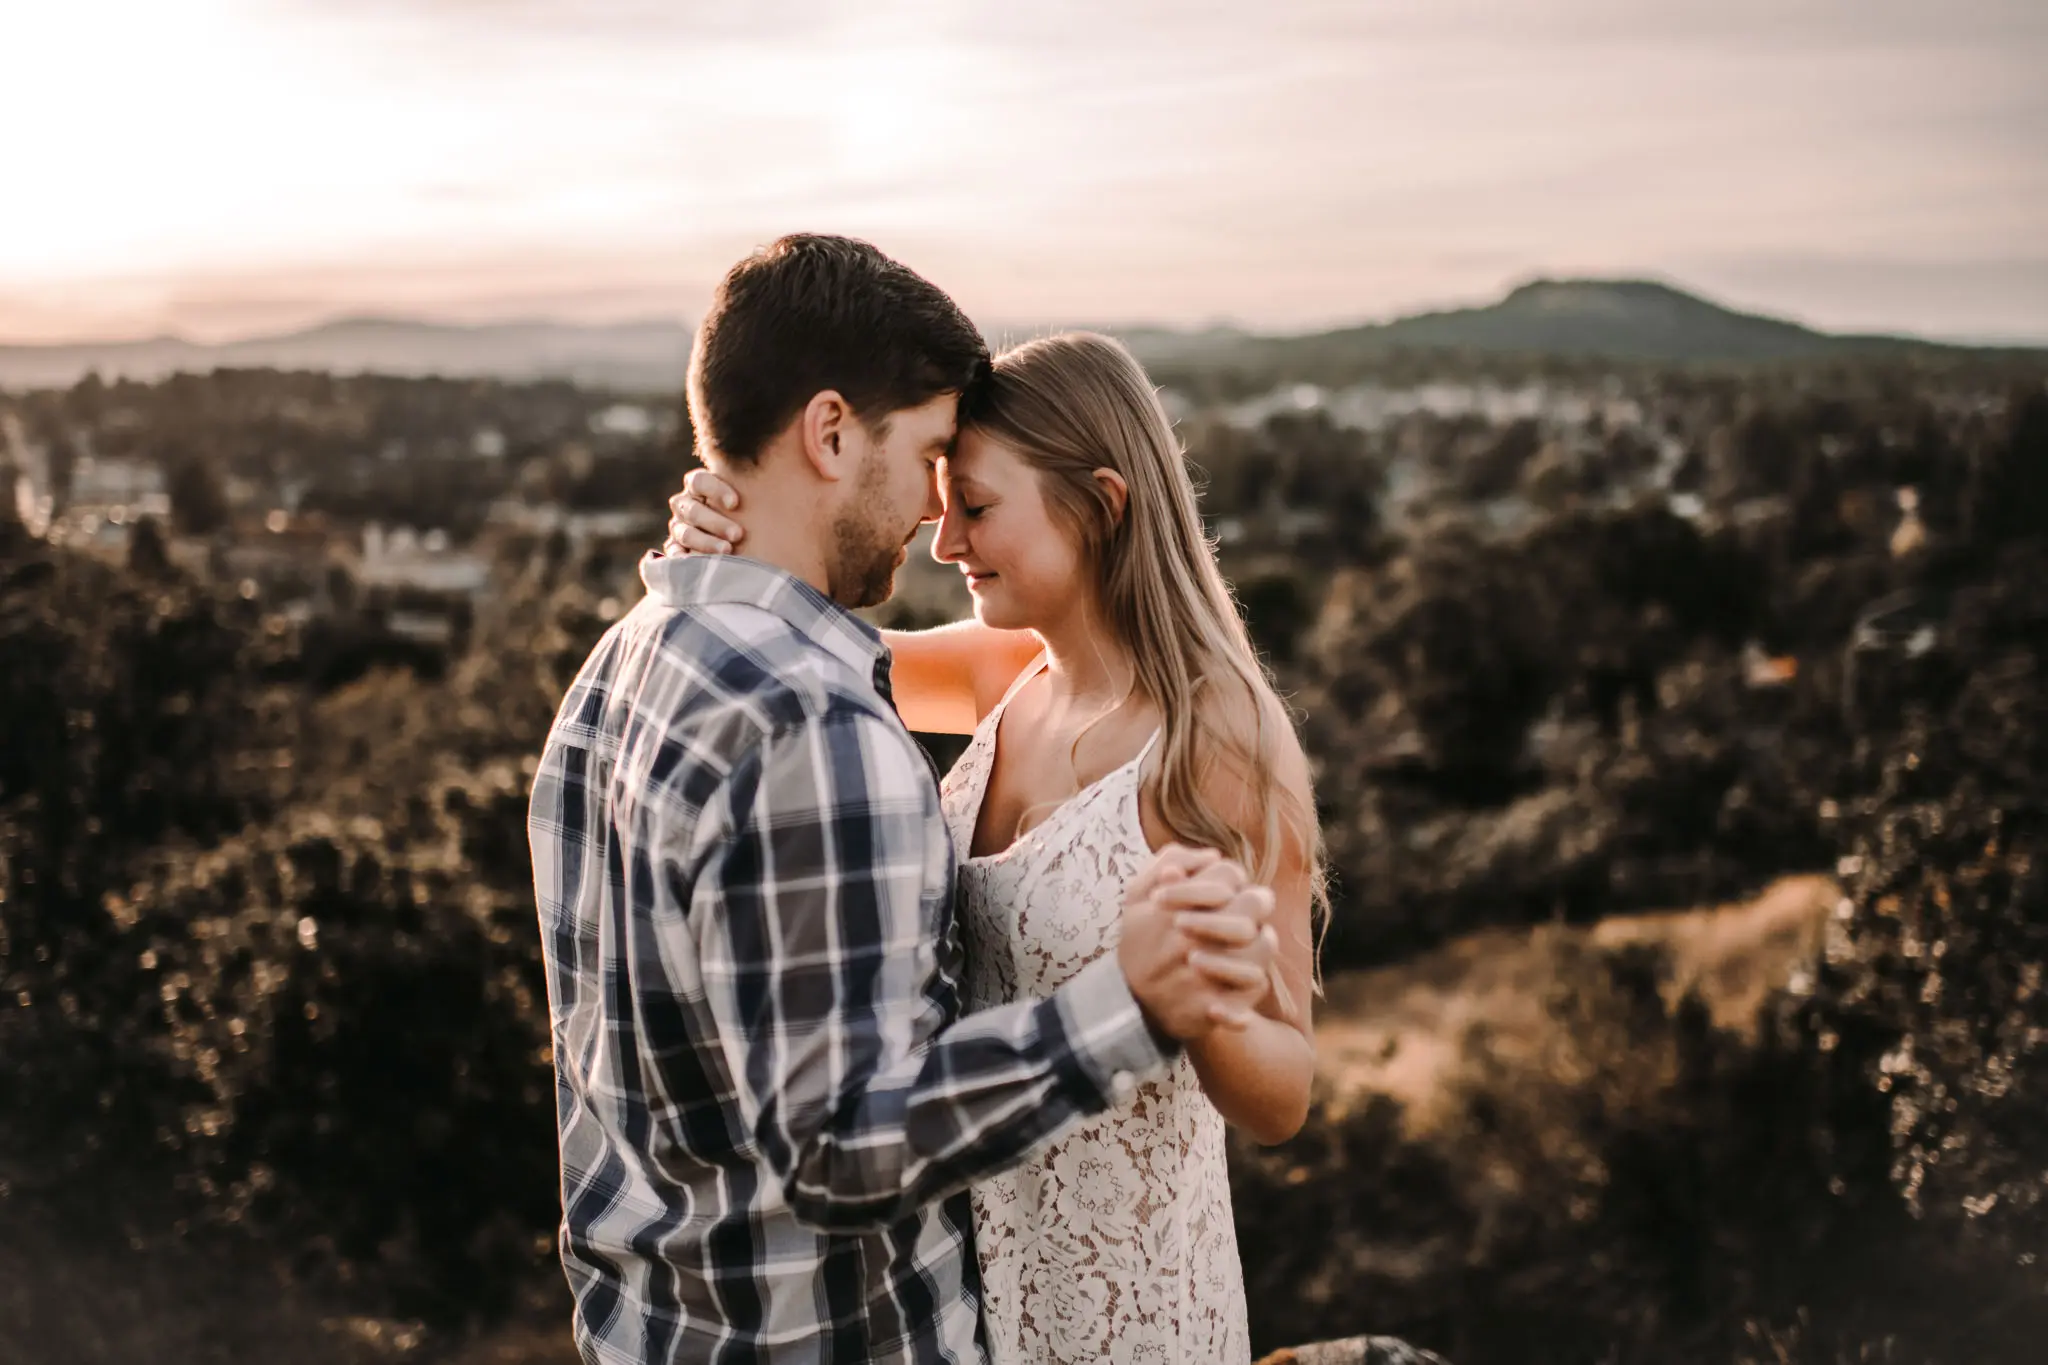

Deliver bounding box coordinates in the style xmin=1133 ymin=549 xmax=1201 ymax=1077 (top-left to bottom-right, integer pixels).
xmin=845 ymin=565 xmax=899 ymax=611
xmin=856 ymin=546 xmax=910 ymax=608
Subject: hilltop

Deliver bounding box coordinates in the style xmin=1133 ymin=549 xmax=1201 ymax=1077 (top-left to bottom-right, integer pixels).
xmin=1310 ymin=277 xmax=1967 ymax=363
xmin=4 ymin=279 xmax=2039 ymax=392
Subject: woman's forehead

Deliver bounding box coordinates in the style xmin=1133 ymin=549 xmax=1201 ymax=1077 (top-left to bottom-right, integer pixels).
xmin=947 ymin=426 xmax=1024 ymax=478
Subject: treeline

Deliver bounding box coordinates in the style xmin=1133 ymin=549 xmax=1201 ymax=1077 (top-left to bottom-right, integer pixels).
xmin=10 ymin=368 xmax=686 ymax=538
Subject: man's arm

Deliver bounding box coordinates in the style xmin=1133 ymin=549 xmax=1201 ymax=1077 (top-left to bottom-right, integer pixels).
xmin=683 ymin=707 xmax=1168 ymax=1232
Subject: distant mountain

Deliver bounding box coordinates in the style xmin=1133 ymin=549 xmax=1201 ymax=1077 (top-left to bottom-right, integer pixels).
xmin=0 ymin=317 xmax=693 ymax=392
xmin=1116 ymin=279 xmax=2043 ymax=373
xmin=3 ymin=279 xmax=2037 ymax=393
xmin=1324 ymin=278 xmax=1959 ymax=362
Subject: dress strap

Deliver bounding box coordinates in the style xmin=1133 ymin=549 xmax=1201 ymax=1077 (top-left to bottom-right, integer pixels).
xmin=1135 ymin=726 xmax=1163 ymax=766
xmin=993 ymin=651 xmax=1051 ymax=711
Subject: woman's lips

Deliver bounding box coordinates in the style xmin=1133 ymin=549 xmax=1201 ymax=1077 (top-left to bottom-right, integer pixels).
xmin=965 ymin=571 xmax=998 ymax=590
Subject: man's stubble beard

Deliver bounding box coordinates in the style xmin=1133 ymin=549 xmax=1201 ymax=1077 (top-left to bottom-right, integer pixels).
xmin=828 ymin=453 xmax=907 ymax=610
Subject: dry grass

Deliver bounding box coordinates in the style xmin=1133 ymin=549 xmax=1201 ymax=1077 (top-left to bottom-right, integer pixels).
xmin=1314 ymin=875 xmax=1837 ymax=1131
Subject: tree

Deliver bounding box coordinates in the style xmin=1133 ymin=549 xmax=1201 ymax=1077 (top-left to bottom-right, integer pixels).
xmin=1816 ymin=543 xmax=2048 ymax=1288
xmin=126 ymin=514 xmax=171 ymax=576
xmin=1964 ymin=387 xmax=2048 ymax=548
xmin=165 ymin=447 xmax=231 ymax=536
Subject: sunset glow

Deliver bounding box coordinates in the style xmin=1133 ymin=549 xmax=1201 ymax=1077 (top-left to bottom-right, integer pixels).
xmin=3 ymin=0 xmax=2044 ymax=343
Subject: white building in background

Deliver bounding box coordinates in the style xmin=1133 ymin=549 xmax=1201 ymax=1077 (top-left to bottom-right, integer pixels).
xmin=357 ymin=522 xmax=491 ymax=595
xmin=68 ymin=455 xmax=171 ymax=520
xmin=1215 ymin=379 xmax=1619 ymax=437
xmin=385 ymin=610 xmax=457 ymax=647
xmin=1222 ymin=383 xmax=1328 ymax=429
xmin=354 ymin=522 xmax=494 ymax=651
xmin=485 ymin=499 xmax=660 ymax=546
xmin=43 ymin=452 xmax=173 ymax=559
xmin=591 ymin=403 xmax=656 ymax=438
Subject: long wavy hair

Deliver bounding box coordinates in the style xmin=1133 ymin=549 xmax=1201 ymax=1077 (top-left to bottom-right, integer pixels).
xmin=959 ymin=331 xmax=1329 ymax=946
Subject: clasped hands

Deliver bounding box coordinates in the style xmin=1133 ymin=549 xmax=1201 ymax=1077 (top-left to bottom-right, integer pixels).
xmin=1116 ymin=844 xmax=1279 ymax=1042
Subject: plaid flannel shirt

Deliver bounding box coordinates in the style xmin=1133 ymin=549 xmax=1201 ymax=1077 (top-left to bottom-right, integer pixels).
xmin=528 ymin=552 xmax=1169 ymax=1365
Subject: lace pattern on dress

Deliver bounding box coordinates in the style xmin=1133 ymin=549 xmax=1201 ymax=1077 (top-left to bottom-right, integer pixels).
xmin=940 ymin=667 xmax=1251 ymax=1365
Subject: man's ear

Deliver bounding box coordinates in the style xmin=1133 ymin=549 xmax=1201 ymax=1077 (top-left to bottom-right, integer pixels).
xmin=1092 ymin=467 xmax=1129 ymax=528
xmin=798 ymin=391 xmax=854 ymax=483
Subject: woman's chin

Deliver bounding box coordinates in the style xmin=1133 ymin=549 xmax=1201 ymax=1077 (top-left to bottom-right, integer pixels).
xmin=970 ymin=597 xmax=1026 ymax=632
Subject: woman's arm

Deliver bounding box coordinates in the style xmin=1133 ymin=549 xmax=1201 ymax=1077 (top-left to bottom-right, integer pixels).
xmin=1183 ymin=930 xmax=1315 ymax=1145
xmin=668 ymin=475 xmax=1040 ymax=733
xmin=878 ymin=621 xmax=1043 ymax=735
xmin=1141 ymin=701 xmax=1318 ymax=1145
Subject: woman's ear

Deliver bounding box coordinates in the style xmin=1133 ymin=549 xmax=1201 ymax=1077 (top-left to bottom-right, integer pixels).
xmin=1092 ymin=467 xmax=1129 ymax=528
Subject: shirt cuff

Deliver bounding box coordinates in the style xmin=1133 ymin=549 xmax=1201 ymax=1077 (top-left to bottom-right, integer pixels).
xmin=1051 ymin=953 xmax=1176 ymax=1109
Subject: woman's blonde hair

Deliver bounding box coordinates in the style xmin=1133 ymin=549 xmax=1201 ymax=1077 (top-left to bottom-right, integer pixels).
xmin=961 ymin=331 xmax=1329 ymax=945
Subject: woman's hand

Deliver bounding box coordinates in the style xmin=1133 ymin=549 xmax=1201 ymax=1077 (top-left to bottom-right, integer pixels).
xmin=664 ymin=467 xmax=746 ymax=556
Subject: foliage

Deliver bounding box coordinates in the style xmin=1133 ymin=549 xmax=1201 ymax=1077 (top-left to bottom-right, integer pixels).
xmin=1233 ymin=936 xmax=2045 ymax=1364
xmin=3 ymin=361 xmax=2046 ymax=1361
xmin=1813 ymin=542 xmax=2048 ymax=1286
xmin=0 ymin=518 xmax=610 ymax=1324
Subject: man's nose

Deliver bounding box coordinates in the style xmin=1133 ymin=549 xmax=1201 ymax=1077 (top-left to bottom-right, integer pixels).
xmin=921 ymin=471 xmax=944 ymax=525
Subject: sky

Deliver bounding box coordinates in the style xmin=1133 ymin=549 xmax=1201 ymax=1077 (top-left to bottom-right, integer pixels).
xmin=3 ymin=0 xmax=2045 ymax=345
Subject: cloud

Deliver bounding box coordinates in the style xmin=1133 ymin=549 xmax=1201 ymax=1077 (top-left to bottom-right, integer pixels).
xmin=5 ymin=0 xmax=2044 ymax=340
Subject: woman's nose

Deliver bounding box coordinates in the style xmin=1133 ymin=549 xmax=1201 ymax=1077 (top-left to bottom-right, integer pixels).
xmin=932 ymin=505 xmax=966 ymax=563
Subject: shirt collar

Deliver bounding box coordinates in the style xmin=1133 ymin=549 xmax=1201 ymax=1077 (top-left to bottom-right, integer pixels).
xmin=639 ymin=550 xmax=891 ymax=689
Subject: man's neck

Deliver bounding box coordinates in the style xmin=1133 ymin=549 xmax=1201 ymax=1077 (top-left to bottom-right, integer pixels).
xmin=716 ymin=466 xmax=834 ymax=600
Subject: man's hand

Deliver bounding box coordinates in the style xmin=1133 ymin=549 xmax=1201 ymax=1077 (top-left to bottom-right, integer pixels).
xmin=665 ymin=467 xmax=746 ymax=556
xmin=1118 ymin=845 xmax=1279 ymax=1042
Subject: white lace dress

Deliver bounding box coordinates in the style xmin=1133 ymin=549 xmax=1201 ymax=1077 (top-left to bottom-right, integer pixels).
xmin=938 ymin=666 xmax=1251 ymax=1365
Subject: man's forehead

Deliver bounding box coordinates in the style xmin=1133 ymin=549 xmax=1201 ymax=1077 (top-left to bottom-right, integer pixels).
xmin=893 ymin=395 xmax=958 ymax=443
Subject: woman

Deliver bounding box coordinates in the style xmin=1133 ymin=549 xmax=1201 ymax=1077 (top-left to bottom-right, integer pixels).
xmin=668 ymin=331 xmax=1322 ymax=1364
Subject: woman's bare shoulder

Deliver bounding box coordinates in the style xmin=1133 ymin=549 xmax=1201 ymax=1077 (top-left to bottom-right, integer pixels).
xmin=1197 ymin=681 xmax=1313 ymax=814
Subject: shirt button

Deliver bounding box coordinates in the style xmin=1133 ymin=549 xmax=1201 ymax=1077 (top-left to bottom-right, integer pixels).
xmin=1109 ymin=1071 xmax=1136 ymax=1104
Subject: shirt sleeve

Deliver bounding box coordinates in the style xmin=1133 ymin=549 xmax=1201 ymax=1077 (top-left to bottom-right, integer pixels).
xmin=687 ymin=705 xmax=1169 ymax=1232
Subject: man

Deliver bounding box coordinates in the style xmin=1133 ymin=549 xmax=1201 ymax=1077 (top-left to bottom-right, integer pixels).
xmin=528 ymin=234 xmax=1276 ymax=1364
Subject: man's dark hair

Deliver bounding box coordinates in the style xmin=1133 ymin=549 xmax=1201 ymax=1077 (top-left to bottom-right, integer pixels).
xmin=686 ymin=234 xmax=988 ymax=465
